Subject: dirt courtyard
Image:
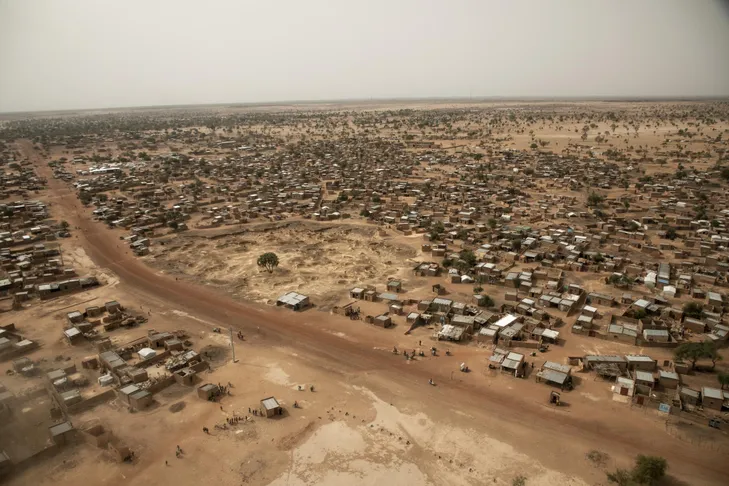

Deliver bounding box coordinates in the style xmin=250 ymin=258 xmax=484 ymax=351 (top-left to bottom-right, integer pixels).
xmin=150 ymin=221 xmax=419 ymax=306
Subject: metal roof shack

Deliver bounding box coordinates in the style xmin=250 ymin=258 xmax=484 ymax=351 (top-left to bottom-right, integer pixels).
xmin=543 ymin=361 xmax=571 ymax=374
xmin=49 ymin=421 xmax=75 ymax=445
xmin=261 ymin=396 xmax=282 ymax=417
xmin=438 ymin=324 xmax=465 ymax=341
xmin=276 ymin=292 xmax=310 ymax=311
xmin=493 ymin=314 xmax=518 ymax=328
xmin=537 ymin=369 xmax=570 ymax=386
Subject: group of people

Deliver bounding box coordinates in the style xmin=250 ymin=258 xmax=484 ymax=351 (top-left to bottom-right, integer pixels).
xmin=226 ymin=415 xmax=244 ymax=425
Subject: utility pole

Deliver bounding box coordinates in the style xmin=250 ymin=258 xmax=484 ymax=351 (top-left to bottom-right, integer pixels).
xmin=229 ymin=327 xmax=238 ymax=363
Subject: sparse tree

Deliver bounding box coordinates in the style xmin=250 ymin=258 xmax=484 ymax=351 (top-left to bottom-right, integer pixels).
xmin=607 ymin=455 xmax=667 ymax=486
xmin=512 ymin=475 xmax=527 ymax=486
xmin=703 ymin=341 xmax=722 ymax=370
xmin=718 ymin=372 xmax=729 ymax=390
xmin=682 ymin=301 xmax=703 ymax=319
xmin=673 ymin=342 xmax=706 ymax=370
xmin=631 ymin=455 xmax=667 ymax=486
xmin=587 ymin=192 xmax=604 ymax=207
xmin=257 ymin=252 xmax=279 ymax=273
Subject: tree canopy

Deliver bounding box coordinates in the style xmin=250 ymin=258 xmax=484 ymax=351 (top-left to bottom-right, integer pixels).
xmin=718 ymin=372 xmax=729 ymax=390
xmin=674 ymin=341 xmax=720 ymax=370
xmin=682 ymin=301 xmax=703 ymax=318
xmin=257 ymin=252 xmax=279 ymax=273
xmin=607 ymin=455 xmax=667 ymax=486
xmin=587 ymin=192 xmax=605 ymax=207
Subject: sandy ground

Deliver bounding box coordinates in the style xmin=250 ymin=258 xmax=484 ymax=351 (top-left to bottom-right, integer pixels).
xmin=150 ymin=221 xmax=417 ymax=306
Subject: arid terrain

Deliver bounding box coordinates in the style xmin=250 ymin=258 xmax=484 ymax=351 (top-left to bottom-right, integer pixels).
xmin=1 ymin=100 xmax=729 ymax=486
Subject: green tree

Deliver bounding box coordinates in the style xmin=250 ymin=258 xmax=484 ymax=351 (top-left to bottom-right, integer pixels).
xmin=487 ymin=218 xmax=498 ymax=229
xmin=665 ymin=227 xmax=677 ymax=240
xmin=587 ymin=192 xmax=605 ymax=207
xmin=683 ymin=301 xmax=703 ymax=318
xmin=703 ymin=341 xmax=722 ymax=370
xmin=606 ymin=468 xmax=637 ymax=486
xmin=718 ymin=372 xmax=729 ymax=390
xmin=430 ymin=221 xmax=445 ymax=240
xmin=481 ymin=295 xmax=495 ymax=307
xmin=673 ymin=342 xmax=706 ymax=370
xmin=607 ymin=455 xmax=667 ymax=486
xmin=257 ymin=252 xmax=279 ymax=273
xmin=459 ymin=249 xmax=477 ymax=267
xmin=631 ymin=455 xmax=667 ymax=486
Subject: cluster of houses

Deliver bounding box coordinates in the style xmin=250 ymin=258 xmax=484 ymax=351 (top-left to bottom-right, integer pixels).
xmin=0 ymin=142 xmax=46 ymax=199
xmin=582 ymin=353 xmax=729 ymax=412
xmin=0 ymin=199 xmax=97 ymax=305
xmin=0 ymin=323 xmax=38 ymax=363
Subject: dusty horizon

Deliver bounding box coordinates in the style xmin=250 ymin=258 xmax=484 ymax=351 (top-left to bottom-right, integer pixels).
xmin=2 ymin=0 xmax=729 ymax=112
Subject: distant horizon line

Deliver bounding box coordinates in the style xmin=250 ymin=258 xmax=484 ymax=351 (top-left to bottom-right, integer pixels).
xmin=3 ymin=95 xmax=729 ymax=116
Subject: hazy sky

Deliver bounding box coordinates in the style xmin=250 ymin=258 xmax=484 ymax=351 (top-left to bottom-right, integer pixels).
xmin=1 ymin=0 xmax=729 ymax=112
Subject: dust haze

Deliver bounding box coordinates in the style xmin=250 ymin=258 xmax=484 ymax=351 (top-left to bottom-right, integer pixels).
xmin=1 ymin=0 xmax=729 ymax=112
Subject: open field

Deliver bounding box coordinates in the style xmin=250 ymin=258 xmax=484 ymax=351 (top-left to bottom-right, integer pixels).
xmin=151 ymin=221 xmax=418 ymax=306
xmin=1 ymin=100 xmax=729 ymax=486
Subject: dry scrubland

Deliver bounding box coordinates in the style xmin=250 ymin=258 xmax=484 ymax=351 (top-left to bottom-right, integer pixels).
xmin=153 ymin=221 xmax=417 ymax=306
xmin=0 ymin=100 xmax=729 ymax=486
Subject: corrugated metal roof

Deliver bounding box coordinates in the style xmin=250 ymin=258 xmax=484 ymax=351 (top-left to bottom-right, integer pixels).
xmin=493 ymin=314 xmax=518 ymax=328
xmin=703 ymin=387 xmax=723 ymax=400
xmin=277 ymin=291 xmax=308 ymax=305
xmin=261 ymin=397 xmax=280 ymax=410
xmin=539 ymin=369 xmax=569 ymax=385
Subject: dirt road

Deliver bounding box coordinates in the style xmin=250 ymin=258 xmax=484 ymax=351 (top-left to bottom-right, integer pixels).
xmin=22 ymin=140 xmax=729 ymax=484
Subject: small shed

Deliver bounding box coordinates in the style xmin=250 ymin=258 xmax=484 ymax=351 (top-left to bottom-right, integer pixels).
xmin=276 ymin=292 xmax=310 ymax=311
xmin=387 ymin=280 xmax=403 ymax=293
xmin=373 ymin=314 xmax=393 ymax=328
xmin=64 ymin=327 xmax=83 ymax=345
xmin=119 ymin=384 xmax=140 ymax=404
xmin=49 ymin=421 xmax=75 ymax=445
xmin=197 ymin=383 xmax=220 ymax=400
xmin=261 ymin=396 xmax=282 ymax=417
xmin=138 ymin=348 xmax=156 ymax=360
xmin=702 ymin=387 xmax=724 ymax=411
xmin=105 ymin=301 xmax=122 ymax=313
xmin=129 ymin=390 xmax=153 ymax=410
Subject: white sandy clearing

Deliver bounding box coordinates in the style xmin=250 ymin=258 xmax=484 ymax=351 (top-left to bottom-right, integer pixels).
xmin=268 ymin=421 xmax=432 ymax=486
xmin=356 ymin=387 xmax=588 ymax=486
xmin=269 ymin=387 xmax=587 ymax=486
xmin=264 ymin=365 xmax=292 ymax=387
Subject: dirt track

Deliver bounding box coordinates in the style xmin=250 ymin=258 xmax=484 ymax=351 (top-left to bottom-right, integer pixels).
xmin=22 ymin=140 xmax=729 ymax=484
